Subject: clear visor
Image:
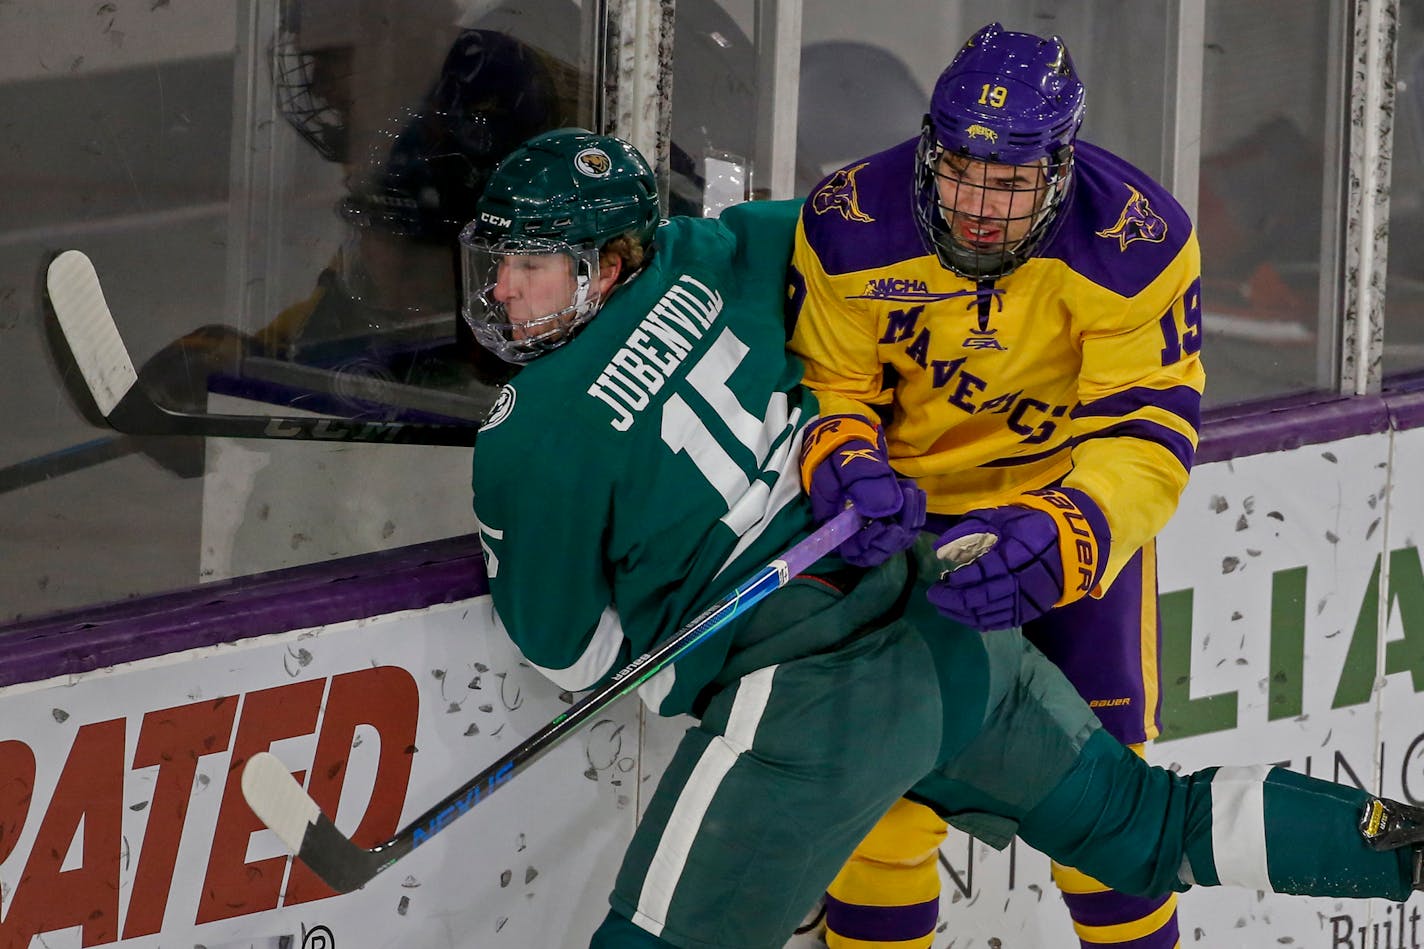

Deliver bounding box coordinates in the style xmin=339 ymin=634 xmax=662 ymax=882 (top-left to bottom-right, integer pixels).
xmin=458 ymin=228 xmax=603 ymax=364
xmin=914 ymin=132 xmax=1072 ymax=279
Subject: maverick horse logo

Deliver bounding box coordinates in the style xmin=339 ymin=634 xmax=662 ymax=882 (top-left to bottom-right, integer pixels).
xmin=811 ymin=162 xmax=874 ymax=223
xmin=1096 ymin=183 xmax=1168 ymax=250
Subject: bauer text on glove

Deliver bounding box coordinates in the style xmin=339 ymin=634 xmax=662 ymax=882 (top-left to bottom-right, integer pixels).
xmin=926 ymin=487 xmax=1110 ymax=629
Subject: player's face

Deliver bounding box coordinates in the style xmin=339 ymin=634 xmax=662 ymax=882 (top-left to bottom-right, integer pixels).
xmin=491 ymin=252 xmax=578 ymax=337
xmin=934 ymin=153 xmax=1047 ymax=253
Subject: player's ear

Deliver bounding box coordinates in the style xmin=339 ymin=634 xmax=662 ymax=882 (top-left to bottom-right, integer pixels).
xmin=597 ymin=251 xmax=623 ymax=296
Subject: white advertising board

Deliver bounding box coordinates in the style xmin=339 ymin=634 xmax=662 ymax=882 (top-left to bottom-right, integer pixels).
xmin=15 ymin=427 xmax=1424 ymax=948
xmin=848 ymin=429 xmax=1424 ymax=949
xmin=0 ymin=597 xmax=678 ymax=949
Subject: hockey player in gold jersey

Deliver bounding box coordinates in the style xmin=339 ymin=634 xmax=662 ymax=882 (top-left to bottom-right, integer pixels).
xmin=789 ymin=23 xmax=1204 ymax=949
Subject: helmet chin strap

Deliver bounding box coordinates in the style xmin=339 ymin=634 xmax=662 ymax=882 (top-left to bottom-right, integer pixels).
xmin=572 ymin=256 xmax=595 ymax=310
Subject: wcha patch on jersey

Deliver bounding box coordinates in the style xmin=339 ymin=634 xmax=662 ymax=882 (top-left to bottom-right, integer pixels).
xmin=848 ymin=277 xmax=982 ymax=304
xmin=480 ymin=384 xmax=517 ymax=431
xmin=1095 ymin=183 xmax=1168 ymax=250
xmin=574 ymin=147 xmax=612 ymax=178
xmin=811 ymin=162 xmax=874 ymax=223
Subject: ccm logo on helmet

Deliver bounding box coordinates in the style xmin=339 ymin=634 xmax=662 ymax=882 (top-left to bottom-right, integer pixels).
xmin=575 ymin=147 xmax=612 ymax=177
xmin=480 ymin=211 xmax=513 ymax=227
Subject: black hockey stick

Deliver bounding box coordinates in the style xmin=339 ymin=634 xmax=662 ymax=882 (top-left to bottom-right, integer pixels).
xmin=241 ymin=506 xmax=864 ymax=892
xmin=43 ymin=250 xmax=483 ymax=446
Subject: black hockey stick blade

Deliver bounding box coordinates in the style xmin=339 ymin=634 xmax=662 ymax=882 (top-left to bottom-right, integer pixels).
xmin=44 ymin=250 xmax=481 ymax=446
xmin=242 ymin=508 xmax=864 ymax=892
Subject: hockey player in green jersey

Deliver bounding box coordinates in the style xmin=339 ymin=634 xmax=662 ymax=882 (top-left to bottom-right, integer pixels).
xmin=461 ymin=127 xmax=1424 ymax=949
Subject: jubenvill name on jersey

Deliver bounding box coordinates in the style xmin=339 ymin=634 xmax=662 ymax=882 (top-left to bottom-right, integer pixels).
xmin=586 ymin=274 xmax=724 ymax=430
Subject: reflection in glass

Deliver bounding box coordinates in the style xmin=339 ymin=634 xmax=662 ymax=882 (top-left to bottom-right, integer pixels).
xmin=159 ymin=15 xmax=592 ymax=428
xmin=1384 ymin=0 xmax=1424 ymax=380
xmin=667 ymin=0 xmax=758 ymax=216
xmin=0 ymin=2 xmax=602 ymax=619
xmin=1196 ymin=0 xmax=1339 ymax=404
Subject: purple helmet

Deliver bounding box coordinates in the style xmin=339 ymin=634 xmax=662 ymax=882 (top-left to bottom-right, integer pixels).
xmin=914 ymin=23 xmax=1086 ymax=279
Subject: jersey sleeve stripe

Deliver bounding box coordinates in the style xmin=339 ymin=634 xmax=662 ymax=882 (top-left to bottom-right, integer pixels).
xmin=1074 ymin=419 xmax=1196 ymax=473
xmin=1072 ymin=385 xmax=1202 ymax=432
xmin=976 ymin=418 xmax=1194 ymax=474
xmin=977 ymin=446 xmax=1075 ymax=469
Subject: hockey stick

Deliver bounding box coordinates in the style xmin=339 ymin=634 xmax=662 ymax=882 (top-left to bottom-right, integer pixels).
xmin=0 ymin=435 xmax=140 ymax=495
xmin=43 ymin=250 xmax=482 ymax=446
xmin=241 ymin=506 xmax=864 ymax=892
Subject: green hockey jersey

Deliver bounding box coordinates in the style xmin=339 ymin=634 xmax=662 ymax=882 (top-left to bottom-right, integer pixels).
xmin=471 ymin=199 xmax=818 ymax=716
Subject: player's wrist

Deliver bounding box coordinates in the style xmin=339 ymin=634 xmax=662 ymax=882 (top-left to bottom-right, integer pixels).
xmin=798 ymin=414 xmax=884 ymax=490
xmin=1012 ymin=487 xmax=1111 ymax=605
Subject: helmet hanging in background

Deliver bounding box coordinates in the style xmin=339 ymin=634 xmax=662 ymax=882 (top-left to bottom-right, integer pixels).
xmin=271 ymin=0 xmax=357 ymax=163
xmin=335 ymin=29 xmax=564 ymax=316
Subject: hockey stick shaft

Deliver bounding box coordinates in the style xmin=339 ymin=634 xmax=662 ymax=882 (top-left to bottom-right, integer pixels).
xmin=0 ymin=435 xmax=138 ymax=495
xmin=44 ymin=250 xmax=481 ymax=446
xmin=242 ymin=506 xmax=864 ymax=892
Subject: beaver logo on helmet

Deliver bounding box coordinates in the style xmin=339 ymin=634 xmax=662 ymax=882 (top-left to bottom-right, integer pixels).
xmin=574 ymin=147 xmax=612 ymax=178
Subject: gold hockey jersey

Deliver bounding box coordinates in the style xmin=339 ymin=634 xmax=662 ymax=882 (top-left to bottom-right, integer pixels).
xmin=788 ymin=138 xmax=1204 ymax=588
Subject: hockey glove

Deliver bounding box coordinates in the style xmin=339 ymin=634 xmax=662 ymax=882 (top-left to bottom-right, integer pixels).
xmin=800 ymin=415 xmax=926 ymax=567
xmin=926 ymin=487 xmax=1109 ymax=630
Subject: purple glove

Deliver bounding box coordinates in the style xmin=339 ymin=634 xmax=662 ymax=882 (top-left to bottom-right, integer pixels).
xmin=926 ymin=489 xmax=1108 ymax=630
xmin=800 ymin=415 xmax=927 ymax=567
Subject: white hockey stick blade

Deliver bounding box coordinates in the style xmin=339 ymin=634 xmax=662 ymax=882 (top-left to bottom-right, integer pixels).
xmin=936 ymin=531 xmax=997 ymax=569
xmin=42 ymin=249 xmax=480 ymax=445
xmin=45 ymin=250 xmax=140 ymax=417
xmin=241 ymin=751 xmax=384 ymax=891
xmin=241 ymin=751 xmax=321 ymax=855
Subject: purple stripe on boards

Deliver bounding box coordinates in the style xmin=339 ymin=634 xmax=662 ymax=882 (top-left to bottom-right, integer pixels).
xmin=0 ymin=534 xmax=489 ymax=687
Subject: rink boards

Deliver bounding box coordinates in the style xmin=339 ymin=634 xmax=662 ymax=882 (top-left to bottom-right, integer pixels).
xmin=936 ymin=410 xmax=1422 ymax=949
xmin=4 ymin=409 xmax=1424 ymax=948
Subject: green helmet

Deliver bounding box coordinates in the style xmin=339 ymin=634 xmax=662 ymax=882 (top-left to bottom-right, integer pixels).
xmin=470 ymin=128 xmax=659 ymax=247
xmin=459 ymin=129 xmax=660 ymax=363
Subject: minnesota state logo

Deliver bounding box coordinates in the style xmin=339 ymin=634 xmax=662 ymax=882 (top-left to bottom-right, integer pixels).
xmin=811 ymin=162 xmax=874 ymax=223
xmin=1096 ymin=183 xmax=1168 ymax=250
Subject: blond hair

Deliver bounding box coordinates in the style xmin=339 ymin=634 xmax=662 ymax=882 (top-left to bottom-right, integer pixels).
xmin=601 ymin=232 xmax=648 ymax=273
